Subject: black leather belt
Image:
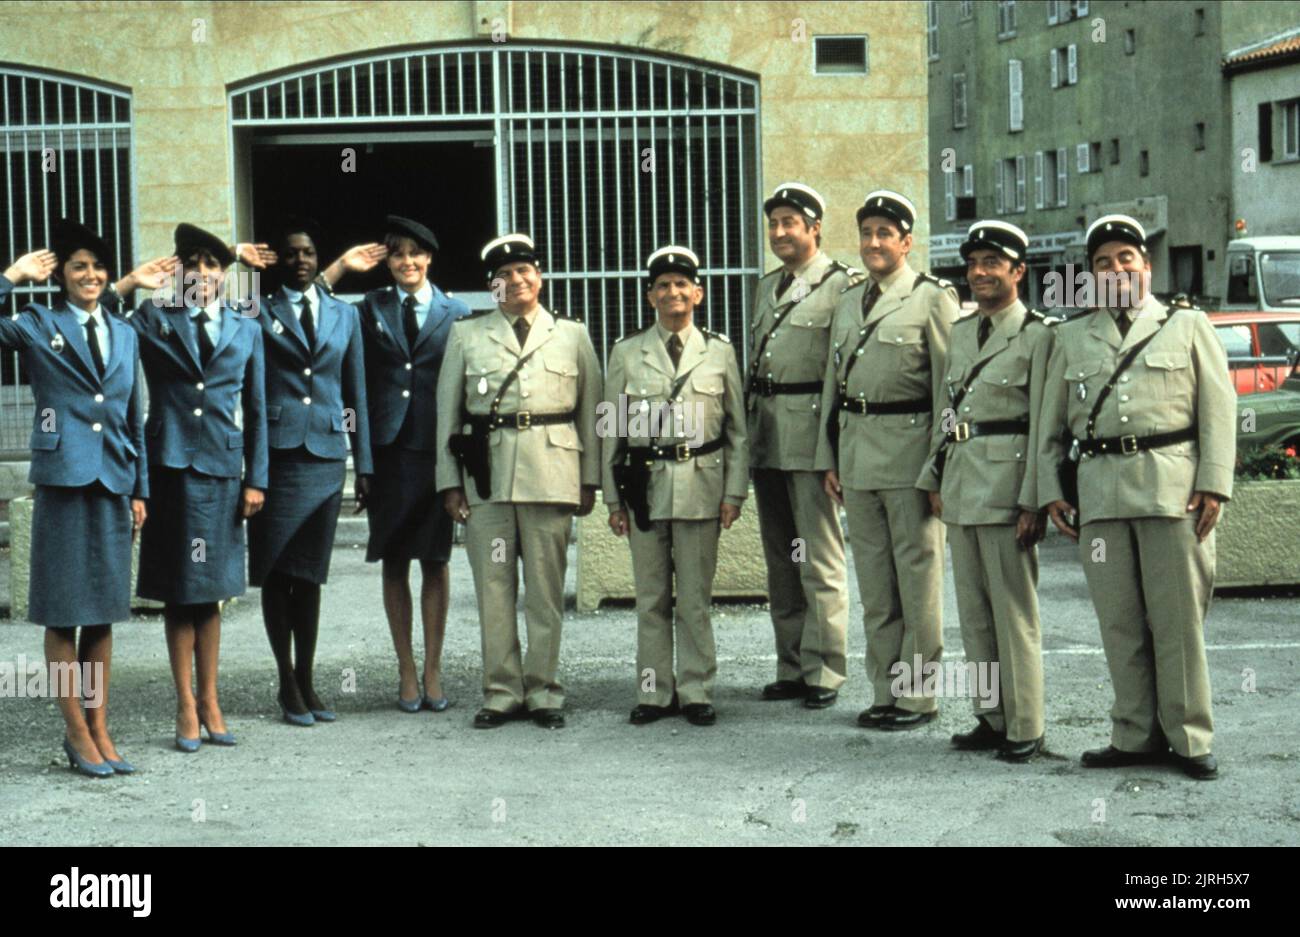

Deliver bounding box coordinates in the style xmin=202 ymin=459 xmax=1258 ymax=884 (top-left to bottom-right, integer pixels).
xmin=627 ymin=438 xmax=725 ymax=463
xmin=1076 ymin=426 xmax=1196 ymax=457
xmin=946 ymin=419 xmax=1029 ymax=444
xmin=470 ymin=409 xmax=576 ymax=431
xmin=838 ymin=395 xmax=931 ymax=416
xmin=749 ymin=378 xmax=822 ymax=397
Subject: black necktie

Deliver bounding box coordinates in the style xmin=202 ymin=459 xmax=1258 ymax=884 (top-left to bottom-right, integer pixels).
xmin=84 ymin=315 xmax=105 ymax=377
xmin=775 ymin=272 xmax=794 ymax=300
xmin=861 ymin=282 xmax=882 ymax=321
xmin=667 ymin=332 xmax=683 ymax=370
xmin=977 ymin=316 xmax=992 ymax=349
xmin=402 ymin=295 xmax=419 ymax=350
xmin=1114 ymin=310 xmax=1131 ymax=339
xmin=513 ymin=315 xmax=530 ymax=349
xmin=196 ymin=310 xmax=215 ymax=367
xmin=300 ymin=295 xmax=316 ymax=349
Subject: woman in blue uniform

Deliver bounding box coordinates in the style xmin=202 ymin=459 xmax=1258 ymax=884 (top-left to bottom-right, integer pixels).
xmin=110 ymin=224 xmax=269 ymax=751
xmin=251 ymin=220 xmax=372 ymax=726
xmin=320 ymin=217 xmax=468 ymax=712
xmin=0 ymin=221 xmax=148 ymax=777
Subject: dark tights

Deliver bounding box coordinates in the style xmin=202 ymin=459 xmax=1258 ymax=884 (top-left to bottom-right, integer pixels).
xmin=261 ymin=570 xmax=325 ymax=714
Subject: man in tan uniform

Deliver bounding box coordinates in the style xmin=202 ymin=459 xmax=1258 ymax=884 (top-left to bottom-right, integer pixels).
xmin=815 ymin=190 xmax=959 ymax=731
xmin=918 ymin=220 xmax=1053 ymax=761
xmin=1038 ymin=214 xmax=1235 ymax=780
xmin=436 ymin=233 xmax=602 ymax=729
xmin=748 ymin=183 xmax=854 ymax=709
xmin=604 ymin=246 xmax=748 ymax=727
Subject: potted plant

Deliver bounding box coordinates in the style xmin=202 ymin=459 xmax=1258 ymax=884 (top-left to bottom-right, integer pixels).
xmin=1215 ymin=444 xmax=1300 ymax=589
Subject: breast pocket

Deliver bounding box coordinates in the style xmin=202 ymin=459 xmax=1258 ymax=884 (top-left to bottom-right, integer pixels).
xmin=540 ymin=349 xmax=579 ymax=403
xmin=1142 ymin=350 xmax=1191 ymax=396
xmin=978 ymin=364 xmax=1030 ymax=415
xmin=1064 ymin=360 xmax=1105 ymax=418
xmin=875 ymin=324 xmax=926 ymax=362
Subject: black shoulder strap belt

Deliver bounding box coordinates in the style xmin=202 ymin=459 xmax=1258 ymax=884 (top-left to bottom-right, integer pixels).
xmin=1081 ymin=312 xmax=1176 ymax=442
xmin=748 ymin=261 xmax=848 ymax=384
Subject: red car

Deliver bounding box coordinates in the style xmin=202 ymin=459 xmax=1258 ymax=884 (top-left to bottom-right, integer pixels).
xmin=1207 ymin=311 xmax=1300 ymax=395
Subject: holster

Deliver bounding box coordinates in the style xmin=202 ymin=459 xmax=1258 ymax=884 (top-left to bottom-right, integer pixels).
xmin=612 ymin=458 xmax=653 ymax=533
xmin=448 ymin=429 xmax=491 ymax=501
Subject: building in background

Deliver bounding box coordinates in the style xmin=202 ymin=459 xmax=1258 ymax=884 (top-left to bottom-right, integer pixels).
xmin=0 ymin=0 xmax=925 ymax=465
xmin=927 ymin=0 xmax=1300 ymax=306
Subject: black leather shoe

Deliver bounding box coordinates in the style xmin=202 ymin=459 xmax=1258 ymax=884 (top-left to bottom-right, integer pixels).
xmin=473 ymin=708 xmax=513 ymax=729
xmin=857 ymin=705 xmax=898 ymax=728
xmin=682 ymin=703 xmax=716 ymax=726
xmin=880 ymin=709 xmax=936 ymax=732
xmin=1173 ymin=752 xmax=1218 ymax=780
xmin=951 ymin=717 xmax=1005 ymax=750
xmin=761 ymin=679 xmax=806 ymax=701
xmin=996 ymin=736 xmax=1044 ymax=762
xmin=531 ymin=708 xmax=565 ymax=729
xmin=1080 ymin=745 xmax=1166 ymax=768
xmin=630 ymin=704 xmax=671 ymax=724
xmin=803 ymin=687 xmax=838 ymax=709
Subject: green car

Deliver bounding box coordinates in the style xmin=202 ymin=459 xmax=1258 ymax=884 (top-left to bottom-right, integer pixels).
xmin=1238 ymin=359 xmax=1300 ymax=450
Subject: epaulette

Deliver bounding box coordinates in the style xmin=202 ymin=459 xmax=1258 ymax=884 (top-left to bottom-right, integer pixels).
xmin=1024 ymin=307 xmax=1057 ymax=326
xmin=1047 ymin=307 xmax=1093 ymax=325
xmin=1167 ymin=294 xmax=1204 ymax=314
xmin=614 ymin=323 xmax=654 ymax=344
xmin=702 ymin=327 xmax=730 ymax=344
xmin=840 ymin=273 xmax=870 ymax=293
xmin=914 ymin=272 xmax=955 ymax=292
xmin=553 ymin=310 xmax=584 ymax=325
xmin=460 ymin=308 xmax=494 ymax=320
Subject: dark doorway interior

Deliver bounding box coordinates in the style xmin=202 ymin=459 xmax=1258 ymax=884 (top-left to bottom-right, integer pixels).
xmin=249 ymin=131 xmax=496 ymax=296
xmin=1170 ymin=244 xmax=1204 ymax=297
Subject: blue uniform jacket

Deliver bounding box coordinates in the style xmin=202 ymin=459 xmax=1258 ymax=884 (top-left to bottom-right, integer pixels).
xmin=257 ymin=288 xmax=373 ymax=474
xmin=358 ymin=284 xmax=470 ymax=453
xmin=117 ymin=299 xmax=269 ymax=489
xmin=0 ymin=274 xmax=148 ymax=498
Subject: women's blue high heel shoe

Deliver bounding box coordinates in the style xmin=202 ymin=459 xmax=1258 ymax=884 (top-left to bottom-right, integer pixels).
xmin=309 ymin=707 xmax=336 ymax=722
xmin=63 ymin=738 xmax=113 ymax=778
xmin=423 ymin=695 xmax=452 ymax=713
xmin=199 ymin=719 xmax=237 ymax=746
xmin=281 ymin=705 xmax=315 ymax=727
xmin=397 ymin=695 xmax=422 ymax=713
xmin=104 ymin=756 xmax=136 ymax=774
xmin=175 ymin=734 xmax=201 ymax=753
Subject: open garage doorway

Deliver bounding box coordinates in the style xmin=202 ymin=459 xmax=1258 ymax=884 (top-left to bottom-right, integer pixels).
xmin=246 ymin=127 xmax=497 ymax=306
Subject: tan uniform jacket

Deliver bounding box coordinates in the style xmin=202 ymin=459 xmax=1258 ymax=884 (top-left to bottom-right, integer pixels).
xmin=746 ymin=252 xmax=855 ymax=470
xmin=1036 ymin=295 xmax=1236 ymax=525
xmin=917 ymin=299 xmax=1056 ymax=525
xmin=602 ymin=323 xmax=748 ymax=521
xmin=814 ymin=261 xmax=960 ymax=487
xmin=435 ymin=306 xmax=602 ymax=505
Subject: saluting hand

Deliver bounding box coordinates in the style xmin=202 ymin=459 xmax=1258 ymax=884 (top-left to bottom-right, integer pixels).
xmin=240 ymin=487 xmax=265 ymax=518
xmin=609 ymin=509 xmax=629 ymax=538
xmin=116 ymin=255 xmax=179 ymax=295
xmin=1188 ymin=491 xmax=1222 ymax=542
xmin=3 ymin=249 xmax=57 ymax=285
xmin=130 ymin=499 xmax=147 ymax=540
xmin=1045 ymin=499 xmax=1079 ymax=541
xmin=340 ymin=243 xmax=388 ymax=273
xmin=235 ymin=243 xmax=278 ymax=270
xmin=720 ymin=502 xmax=741 ymax=530
xmin=822 ymin=469 xmax=844 ymax=506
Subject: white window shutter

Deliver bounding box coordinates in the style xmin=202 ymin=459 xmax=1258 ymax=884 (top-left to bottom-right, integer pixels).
xmin=1034 ymin=151 xmax=1045 ymax=208
xmin=995 ymin=161 xmax=1005 ymax=214
xmin=963 ymin=164 xmax=974 ymax=196
xmin=1050 ymin=49 xmax=1059 ymax=88
xmin=945 ymin=169 xmax=956 ymax=221
xmin=1009 ymin=60 xmax=1023 ymax=131
xmin=1076 ymin=142 xmax=1089 ymax=173
xmin=1048 ymin=1 xmax=1059 ymax=25
xmin=1056 ymin=146 xmax=1069 ymax=206
xmin=1077 ymin=1 xmax=1089 ymax=16
xmin=1067 ymin=44 xmax=1078 ymax=84
xmin=1015 ymin=154 xmax=1027 ymax=211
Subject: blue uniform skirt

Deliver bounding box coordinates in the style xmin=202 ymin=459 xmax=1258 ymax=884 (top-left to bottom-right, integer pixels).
xmin=248 ymin=450 xmax=345 ymax=586
xmin=364 ymin=445 xmax=452 ymax=564
xmin=29 ymin=483 xmax=133 ymax=627
xmin=137 ymin=467 xmax=245 ymax=604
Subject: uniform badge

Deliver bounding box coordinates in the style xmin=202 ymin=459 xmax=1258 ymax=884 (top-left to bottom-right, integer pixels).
xmin=477 ymin=376 xmax=489 ymax=395
xmin=159 ymin=319 xmax=172 ymax=338
xmin=639 ymin=399 xmax=650 ymax=415
xmin=1076 ymin=382 xmax=1087 ymax=402
xmin=834 ymin=350 xmax=841 ymax=367
xmin=272 ymin=319 xmax=285 ymax=335
xmin=1068 ymin=438 xmax=1081 ymax=463
xmin=50 ymin=333 xmax=65 ymax=353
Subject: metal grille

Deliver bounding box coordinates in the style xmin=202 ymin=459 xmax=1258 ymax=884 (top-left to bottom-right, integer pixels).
xmin=1 ymin=67 xmax=133 ymax=453
xmin=229 ymin=44 xmax=762 ymax=368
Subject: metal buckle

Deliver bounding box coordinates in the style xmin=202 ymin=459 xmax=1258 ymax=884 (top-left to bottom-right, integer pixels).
xmin=675 ymin=443 xmax=692 ymax=461
xmin=1120 ymin=434 xmax=1139 ymax=455
xmin=515 ymin=411 xmax=532 ymax=429
xmin=953 ymin=421 xmax=971 ymax=443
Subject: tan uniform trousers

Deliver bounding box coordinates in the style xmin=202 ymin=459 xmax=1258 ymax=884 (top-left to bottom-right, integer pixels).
xmin=627 ymin=518 xmax=721 ymax=707
xmin=843 ymin=486 xmax=944 ymax=713
xmin=465 ymin=502 xmax=572 ymax=712
xmin=1079 ymin=516 xmax=1215 ymax=758
xmin=753 ymin=468 xmax=848 ymax=689
xmin=947 ymin=524 xmax=1044 ymax=742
